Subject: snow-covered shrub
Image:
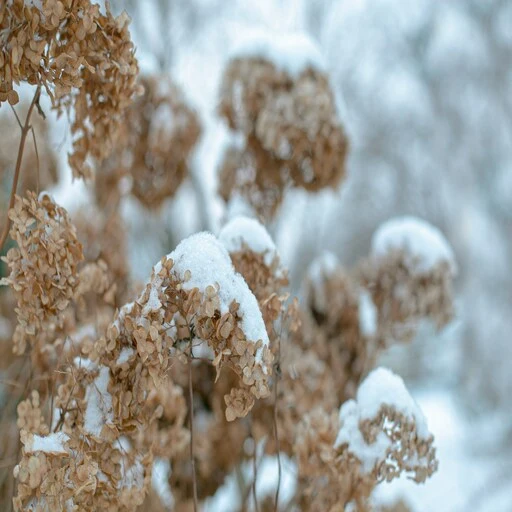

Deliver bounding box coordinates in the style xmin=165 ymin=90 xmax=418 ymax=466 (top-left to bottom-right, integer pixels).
xmin=0 ymin=3 xmax=463 ymax=511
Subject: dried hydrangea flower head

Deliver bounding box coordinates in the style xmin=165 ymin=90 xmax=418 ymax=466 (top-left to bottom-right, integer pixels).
xmin=96 ymin=75 xmax=201 ymax=209
xmin=14 ymin=382 xmax=152 ymax=511
xmin=334 ymin=368 xmax=437 ymax=492
xmin=218 ymin=30 xmax=348 ymax=218
xmin=1 ymin=0 xmax=140 ymax=178
xmin=295 ymin=368 xmax=437 ymax=511
xmin=359 ymin=216 xmax=457 ymax=345
xmin=0 ymin=106 xmax=58 ymax=217
xmin=298 ymin=252 xmax=379 ymax=402
xmin=1 ymin=192 xmax=83 ymax=355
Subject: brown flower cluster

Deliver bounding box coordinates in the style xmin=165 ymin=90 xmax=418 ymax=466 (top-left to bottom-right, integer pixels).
xmin=14 ymin=386 xmax=152 ymax=512
xmin=1 ymin=0 xmax=140 ymax=178
xmin=294 ymin=368 xmax=437 ymax=511
xmin=218 ymin=40 xmax=348 ymax=218
xmin=11 ymin=231 xmax=275 ymax=510
xmin=358 ymin=251 xmax=455 ymax=346
xmin=1 ymin=192 xmax=83 ymax=356
xmin=95 ymin=75 xmax=201 ymax=209
xmin=218 ymin=216 xmax=290 ymax=332
xmin=358 ymin=217 xmax=457 ymax=347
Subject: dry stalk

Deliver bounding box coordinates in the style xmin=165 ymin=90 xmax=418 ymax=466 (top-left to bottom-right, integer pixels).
xmin=0 ymin=85 xmax=41 ymax=250
xmin=188 ymin=338 xmax=198 ymax=512
xmin=273 ymin=335 xmax=282 ymax=512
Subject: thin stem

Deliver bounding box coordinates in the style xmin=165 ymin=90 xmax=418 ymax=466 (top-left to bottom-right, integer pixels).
xmin=0 ymin=85 xmax=42 ymax=250
xmin=188 ymin=340 xmax=198 ymax=512
xmin=9 ymin=104 xmax=22 ymax=129
xmin=30 ymin=126 xmax=40 ymax=195
xmin=273 ymin=337 xmax=282 ymax=512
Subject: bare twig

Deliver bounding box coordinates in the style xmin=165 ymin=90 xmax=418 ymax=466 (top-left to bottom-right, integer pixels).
xmin=0 ymin=85 xmax=42 ymax=250
xmin=30 ymin=126 xmax=40 ymax=195
xmin=9 ymin=104 xmax=22 ymax=129
xmin=273 ymin=316 xmax=285 ymax=512
xmin=188 ymin=339 xmax=198 ymax=512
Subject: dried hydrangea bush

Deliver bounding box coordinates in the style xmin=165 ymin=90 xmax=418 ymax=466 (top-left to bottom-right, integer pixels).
xmin=218 ymin=32 xmax=349 ymax=219
xmin=2 ymin=207 xmax=457 ymax=511
xmin=0 ymin=7 xmax=461 ymax=509
xmin=10 ymin=232 xmax=276 ymax=510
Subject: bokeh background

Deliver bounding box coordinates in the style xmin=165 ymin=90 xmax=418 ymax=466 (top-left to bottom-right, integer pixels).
xmin=2 ymin=0 xmax=511 ymax=510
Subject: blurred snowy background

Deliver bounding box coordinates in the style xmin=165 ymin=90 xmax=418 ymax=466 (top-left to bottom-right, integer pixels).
xmin=7 ymin=0 xmax=512 ymax=510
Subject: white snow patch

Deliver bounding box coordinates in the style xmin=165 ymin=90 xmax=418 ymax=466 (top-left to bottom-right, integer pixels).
xmin=116 ymin=347 xmax=135 ymax=365
xmin=26 ymin=432 xmax=69 ymax=455
xmin=158 ymin=233 xmax=269 ymax=361
xmin=152 ymin=458 xmax=174 ymax=509
xmin=73 ymin=357 xmax=98 ymax=371
xmin=371 ymin=216 xmax=457 ymax=275
xmin=225 ymin=194 xmax=258 ymax=220
xmin=118 ymin=455 xmax=145 ymax=490
xmin=358 ymin=290 xmax=378 ymax=337
xmin=229 ymin=29 xmax=326 ymax=78
xmin=142 ymin=285 xmax=162 ymax=315
xmin=84 ymin=366 xmax=113 ymax=437
xmin=219 ymin=216 xmax=277 ymax=266
xmin=335 ymin=368 xmax=430 ymax=472
xmin=149 ymin=102 xmax=175 ymax=143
